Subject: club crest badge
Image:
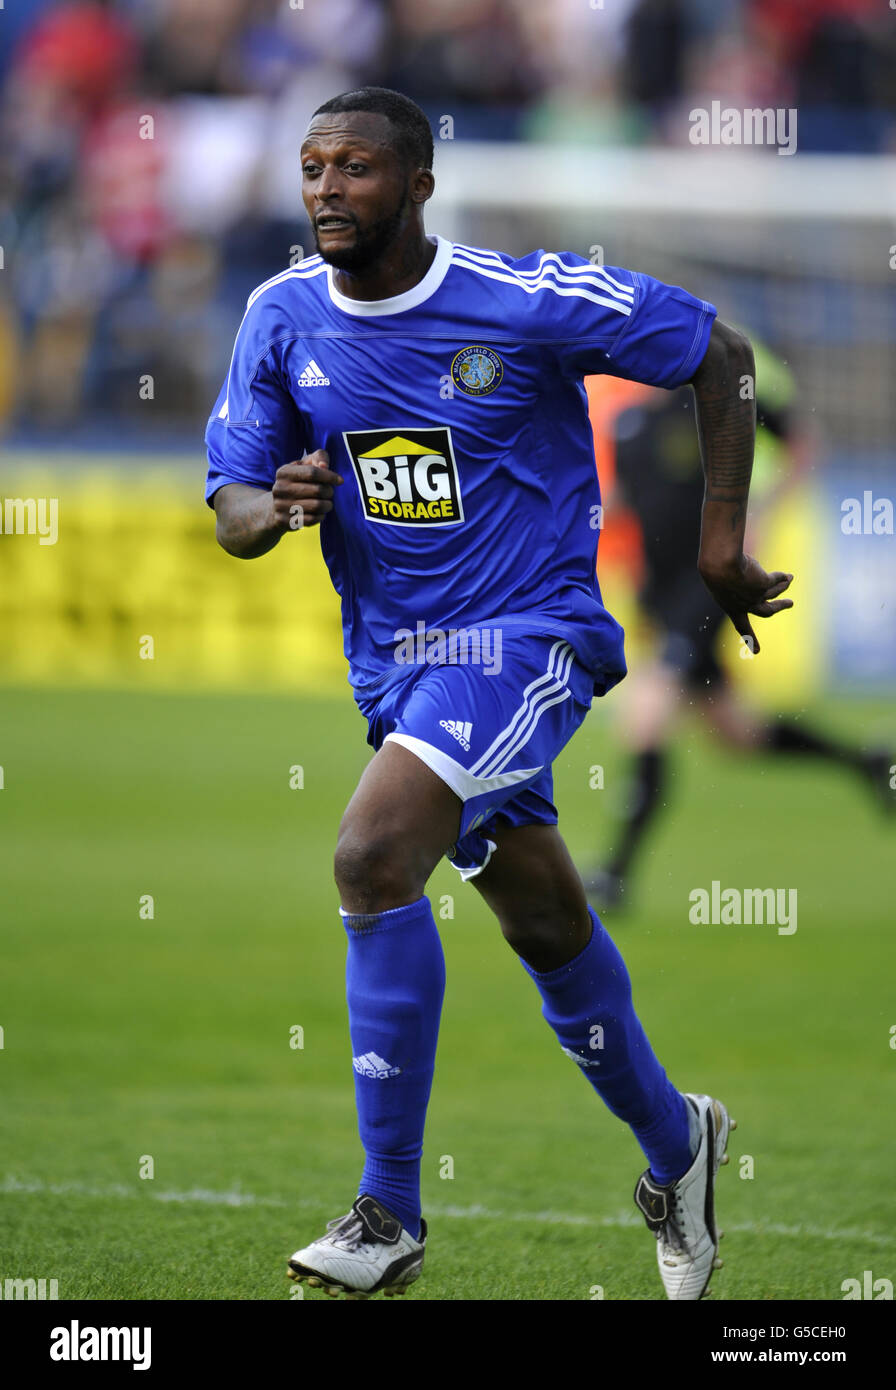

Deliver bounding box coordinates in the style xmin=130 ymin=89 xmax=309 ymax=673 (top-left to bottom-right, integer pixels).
xmin=450 ymin=345 xmax=503 ymax=397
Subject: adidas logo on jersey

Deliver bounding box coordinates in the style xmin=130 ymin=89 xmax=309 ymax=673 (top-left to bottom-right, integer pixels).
xmin=297 ymin=359 xmax=330 ymax=387
xmin=352 ymin=1051 xmax=402 ymax=1079
xmin=440 ymin=719 xmax=472 ymax=751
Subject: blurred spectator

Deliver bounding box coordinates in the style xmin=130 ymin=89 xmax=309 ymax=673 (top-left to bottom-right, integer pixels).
xmin=0 ymin=0 xmax=893 ymax=440
xmin=383 ymin=0 xmax=542 ymax=123
xmin=624 ymin=0 xmax=695 ymax=113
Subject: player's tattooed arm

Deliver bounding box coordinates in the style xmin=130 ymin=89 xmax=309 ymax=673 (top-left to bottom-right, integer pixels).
xmin=213 ymin=484 xmax=282 ymax=558
xmin=691 ymin=318 xmax=755 ymax=538
xmin=213 ymin=451 xmax=343 ymax=558
xmin=688 ymin=320 xmax=793 ymax=654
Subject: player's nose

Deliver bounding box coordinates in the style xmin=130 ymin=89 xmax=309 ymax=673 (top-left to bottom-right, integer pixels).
xmin=315 ymin=165 xmax=344 ymax=201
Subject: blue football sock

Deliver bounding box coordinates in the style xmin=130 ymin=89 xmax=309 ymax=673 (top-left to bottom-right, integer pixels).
xmin=342 ymin=896 xmax=446 ymax=1240
xmin=521 ymin=907 xmax=692 ymax=1184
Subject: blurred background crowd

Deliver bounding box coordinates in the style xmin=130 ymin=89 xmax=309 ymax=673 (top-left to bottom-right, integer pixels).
xmin=1 ymin=0 xmax=894 ymax=440
xmin=1 ymin=0 xmax=893 ymax=697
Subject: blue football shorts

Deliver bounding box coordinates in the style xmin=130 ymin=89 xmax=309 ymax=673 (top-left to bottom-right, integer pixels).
xmin=353 ymin=633 xmax=595 ymax=879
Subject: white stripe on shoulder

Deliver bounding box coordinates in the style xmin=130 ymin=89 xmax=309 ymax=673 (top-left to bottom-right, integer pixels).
xmin=453 ymin=244 xmax=634 ymax=301
xmin=452 ymin=254 xmax=632 ymax=315
xmin=451 ymin=254 xmax=633 ymax=308
xmin=247 ymin=260 xmax=326 ymax=309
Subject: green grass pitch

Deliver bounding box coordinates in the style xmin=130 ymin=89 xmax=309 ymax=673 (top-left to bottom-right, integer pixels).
xmin=1 ymin=686 xmax=893 ymax=1300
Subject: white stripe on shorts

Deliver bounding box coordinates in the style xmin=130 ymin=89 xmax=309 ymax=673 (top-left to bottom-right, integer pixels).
xmin=470 ymin=641 xmax=575 ymax=779
xmin=384 ymin=732 xmax=541 ymax=805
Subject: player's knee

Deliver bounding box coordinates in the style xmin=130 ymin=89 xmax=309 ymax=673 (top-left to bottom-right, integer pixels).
xmin=499 ymin=900 xmax=591 ymax=970
xmin=500 ymin=912 xmax=550 ymax=959
xmin=334 ymin=826 xmax=424 ymax=914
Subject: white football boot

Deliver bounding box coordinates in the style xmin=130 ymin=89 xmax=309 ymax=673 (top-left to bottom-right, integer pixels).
xmin=633 ymin=1093 xmax=735 ymax=1300
xmin=287 ymin=1194 xmax=426 ymax=1299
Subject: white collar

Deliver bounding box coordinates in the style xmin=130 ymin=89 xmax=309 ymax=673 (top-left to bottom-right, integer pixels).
xmin=326 ymin=235 xmax=452 ymax=317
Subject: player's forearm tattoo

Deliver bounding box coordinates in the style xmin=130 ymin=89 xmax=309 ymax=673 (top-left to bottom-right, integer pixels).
xmin=228 ymin=505 xmax=266 ymax=543
xmin=692 ymin=324 xmax=756 ymax=512
xmin=696 ymin=396 xmax=754 ymax=500
xmin=215 ymin=487 xmax=279 ymax=558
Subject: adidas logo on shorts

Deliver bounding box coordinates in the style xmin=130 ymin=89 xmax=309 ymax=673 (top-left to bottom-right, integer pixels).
xmin=439 ymin=719 xmax=472 ymax=751
xmin=352 ymin=1051 xmax=401 ymax=1078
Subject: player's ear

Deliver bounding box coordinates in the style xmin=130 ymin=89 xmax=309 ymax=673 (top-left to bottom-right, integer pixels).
xmin=411 ymin=167 xmax=435 ymax=204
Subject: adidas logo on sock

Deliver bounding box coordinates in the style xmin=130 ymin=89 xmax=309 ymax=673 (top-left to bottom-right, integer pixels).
xmin=352 ymin=1051 xmax=402 ymax=1078
xmin=297 ymin=359 xmax=330 ymax=387
xmin=439 ymin=719 xmax=472 ymax=751
xmin=561 ymin=1045 xmax=601 ymax=1069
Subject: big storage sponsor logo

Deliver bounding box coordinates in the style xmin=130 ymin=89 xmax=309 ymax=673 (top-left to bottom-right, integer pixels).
xmin=343 ymin=428 xmax=464 ymax=526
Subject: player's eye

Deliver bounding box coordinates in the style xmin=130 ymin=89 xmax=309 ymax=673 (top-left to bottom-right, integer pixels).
xmin=344 ymin=162 xmax=367 ymax=174
xmin=302 ymin=163 xmax=320 ymax=177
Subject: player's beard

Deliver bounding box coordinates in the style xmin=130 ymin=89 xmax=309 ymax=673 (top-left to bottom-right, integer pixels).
xmin=312 ymin=189 xmax=408 ymax=273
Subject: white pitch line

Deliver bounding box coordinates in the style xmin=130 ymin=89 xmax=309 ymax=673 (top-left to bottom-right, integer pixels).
xmin=1 ymin=1176 xmax=893 ymax=1248
xmin=0 ymin=1177 xmax=290 ymax=1209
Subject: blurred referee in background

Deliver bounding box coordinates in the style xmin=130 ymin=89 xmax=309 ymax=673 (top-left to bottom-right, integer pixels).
xmin=582 ymin=344 xmax=894 ymax=911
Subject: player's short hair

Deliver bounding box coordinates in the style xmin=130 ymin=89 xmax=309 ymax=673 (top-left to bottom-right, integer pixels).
xmin=311 ymin=87 xmax=434 ymax=172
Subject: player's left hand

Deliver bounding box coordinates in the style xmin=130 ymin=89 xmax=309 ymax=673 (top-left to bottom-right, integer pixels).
xmin=698 ymin=553 xmax=793 ymax=656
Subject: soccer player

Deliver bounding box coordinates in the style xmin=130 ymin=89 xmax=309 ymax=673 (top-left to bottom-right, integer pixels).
xmin=205 ymin=87 xmax=793 ymax=1300
xmin=582 ymin=364 xmax=893 ymax=910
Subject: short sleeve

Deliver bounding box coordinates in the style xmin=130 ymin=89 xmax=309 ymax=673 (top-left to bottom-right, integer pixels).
xmin=550 ymin=259 xmax=716 ymax=390
xmin=204 ymin=306 xmax=304 ymax=506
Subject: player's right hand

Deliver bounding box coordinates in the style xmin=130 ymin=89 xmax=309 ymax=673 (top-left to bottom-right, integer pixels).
xmin=272 ymin=450 xmax=343 ymax=530
xmin=698 ymin=552 xmax=793 ymax=656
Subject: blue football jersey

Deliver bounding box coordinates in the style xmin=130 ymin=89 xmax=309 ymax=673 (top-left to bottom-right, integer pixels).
xmin=205 ymin=236 xmax=716 ymax=696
